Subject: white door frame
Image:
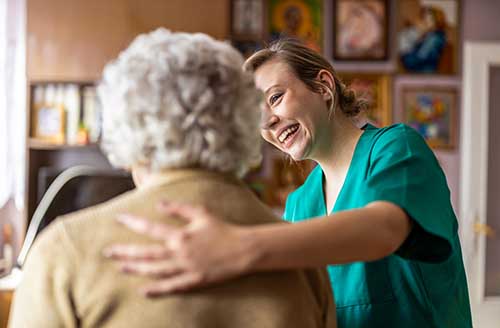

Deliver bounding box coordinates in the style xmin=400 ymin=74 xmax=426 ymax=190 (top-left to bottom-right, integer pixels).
xmin=460 ymin=42 xmax=500 ymax=328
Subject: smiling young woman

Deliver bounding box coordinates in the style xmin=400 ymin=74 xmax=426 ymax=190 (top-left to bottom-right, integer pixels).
xmin=105 ymin=39 xmax=472 ymax=328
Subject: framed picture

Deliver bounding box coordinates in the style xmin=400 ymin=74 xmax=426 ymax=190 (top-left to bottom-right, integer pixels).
xmin=269 ymin=0 xmax=323 ymax=52
xmin=401 ymin=87 xmax=457 ymax=149
xmin=333 ymin=0 xmax=389 ymax=61
xmin=263 ymin=152 xmax=315 ymax=213
xmin=231 ymin=0 xmax=264 ymax=40
xmin=397 ymin=0 xmax=459 ymax=74
xmin=33 ymin=105 xmax=66 ymax=144
xmin=340 ymin=73 xmax=392 ymax=127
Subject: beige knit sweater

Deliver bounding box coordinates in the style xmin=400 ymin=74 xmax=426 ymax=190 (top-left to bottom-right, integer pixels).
xmin=9 ymin=169 xmax=336 ymax=328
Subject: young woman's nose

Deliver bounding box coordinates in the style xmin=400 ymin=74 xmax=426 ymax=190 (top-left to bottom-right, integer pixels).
xmin=260 ymin=110 xmax=279 ymax=130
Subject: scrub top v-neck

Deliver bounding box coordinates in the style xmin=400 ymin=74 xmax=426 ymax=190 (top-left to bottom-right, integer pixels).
xmin=283 ymin=124 xmax=472 ymax=328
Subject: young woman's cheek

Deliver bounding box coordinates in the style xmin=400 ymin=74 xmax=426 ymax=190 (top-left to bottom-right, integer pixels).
xmin=260 ymin=130 xmax=274 ymax=145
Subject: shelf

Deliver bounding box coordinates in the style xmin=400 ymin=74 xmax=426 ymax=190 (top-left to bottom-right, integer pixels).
xmin=28 ymin=138 xmax=99 ymax=150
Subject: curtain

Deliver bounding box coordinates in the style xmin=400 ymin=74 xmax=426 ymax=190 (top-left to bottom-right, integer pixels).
xmin=0 ymin=0 xmax=26 ymax=210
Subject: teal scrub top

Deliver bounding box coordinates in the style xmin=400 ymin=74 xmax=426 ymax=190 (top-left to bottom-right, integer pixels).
xmin=283 ymin=124 xmax=472 ymax=328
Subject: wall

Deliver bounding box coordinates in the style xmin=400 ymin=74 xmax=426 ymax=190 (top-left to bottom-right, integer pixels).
xmin=463 ymin=0 xmax=500 ymax=42
xmin=486 ymin=65 xmax=500 ymax=296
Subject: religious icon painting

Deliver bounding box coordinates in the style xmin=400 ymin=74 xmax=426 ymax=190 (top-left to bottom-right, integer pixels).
xmin=269 ymin=0 xmax=323 ymax=52
xmin=397 ymin=0 xmax=459 ymax=74
xmin=333 ymin=0 xmax=389 ymax=61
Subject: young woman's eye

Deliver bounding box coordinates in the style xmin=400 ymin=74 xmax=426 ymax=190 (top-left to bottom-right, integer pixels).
xmin=269 ymin=93 xmax=283 ymax=105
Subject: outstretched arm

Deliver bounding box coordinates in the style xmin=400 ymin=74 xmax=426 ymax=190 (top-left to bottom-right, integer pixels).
xmin=251 ymin=201 xmax=411 ymax=269
xmin=104 ymin=200 xmax=411 ymax=296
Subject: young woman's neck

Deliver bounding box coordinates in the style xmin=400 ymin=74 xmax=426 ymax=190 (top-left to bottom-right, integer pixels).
xmin=313 ymin=113 xmax=363 ymax=181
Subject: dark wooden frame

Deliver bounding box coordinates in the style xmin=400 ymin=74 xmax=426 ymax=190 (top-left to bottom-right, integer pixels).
xmin=230 ymin=0 xmax=265 ymax=41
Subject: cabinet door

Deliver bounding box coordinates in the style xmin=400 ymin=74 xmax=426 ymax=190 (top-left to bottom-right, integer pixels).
xmin=461 ymin=42 xmax=500 ymax=328
xmin=27 ymin=0 xmax=229 ymax=80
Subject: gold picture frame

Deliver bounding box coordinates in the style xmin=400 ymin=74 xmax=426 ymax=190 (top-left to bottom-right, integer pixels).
xmin=269 ymin=0 xmax=323 ymax=52
xmin=32 ymin=105 xmax=66 ymax=144
xmin=339 ymin=73 xmax=392 ymax=127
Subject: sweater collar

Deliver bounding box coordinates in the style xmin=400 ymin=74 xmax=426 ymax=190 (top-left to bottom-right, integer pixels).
xmin=139 ymin=168 xmax=243 ymax=190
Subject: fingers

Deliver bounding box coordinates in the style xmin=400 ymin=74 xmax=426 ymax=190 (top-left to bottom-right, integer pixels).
xmin=116 ymin=214 xmax=176 ymax=240
xmin=158 ymin=201 xmax=210 ymax=224
xmin=103 ymin=244 xmax=170 ymax=260
xmin=140 ymin=272 xmax=206 ymax=297
xmin=120 ymin=260 xmax=183 ymax=279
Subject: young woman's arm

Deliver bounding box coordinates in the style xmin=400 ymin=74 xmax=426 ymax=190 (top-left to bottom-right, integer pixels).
xmin=104 ymin=201 xmax=411 ymax=296
xmin=251 ymin=201 xmax=411 ymax=268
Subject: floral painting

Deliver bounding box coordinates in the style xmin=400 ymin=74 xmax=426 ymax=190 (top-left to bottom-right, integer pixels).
xmin=402 ymin=87 xmax=457 ymax=148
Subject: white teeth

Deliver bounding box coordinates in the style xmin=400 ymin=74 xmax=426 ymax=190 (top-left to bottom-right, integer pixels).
xmin=278 ymin=125 xmax=299 ymax=143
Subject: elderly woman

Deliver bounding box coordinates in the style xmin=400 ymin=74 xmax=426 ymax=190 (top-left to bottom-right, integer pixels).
xmin=8 ymin=29 xmax=335 ymax=328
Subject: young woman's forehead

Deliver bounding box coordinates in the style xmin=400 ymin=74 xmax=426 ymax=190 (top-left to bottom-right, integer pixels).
xmin=254 ymin=60 xmax=296 ymax=90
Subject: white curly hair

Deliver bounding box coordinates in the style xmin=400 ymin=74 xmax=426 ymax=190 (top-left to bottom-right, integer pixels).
xmin=98 ymin=28 xmax=263 ymax=177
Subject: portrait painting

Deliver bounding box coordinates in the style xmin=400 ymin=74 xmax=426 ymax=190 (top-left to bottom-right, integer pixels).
xmin=333 ymin=0 xmax=389 ymax=60
xmin=401 ymin=87 xmax=457 ymax=148
xmin=269 ymin=0 xmax=323 ymax=52
xmin=340 ymin=74 xmax=392 ymax=127
xmin=397 ymin=0 xmax=459 ymax=74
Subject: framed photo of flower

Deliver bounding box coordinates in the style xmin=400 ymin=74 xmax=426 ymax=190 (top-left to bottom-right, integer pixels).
xmin=340 ymin=73 xmax=392 ymax=127
xmin=269 ymin=0 xmax=323 ymax=52
xmin=397 ymin=0 xmax=459 ymax=74
xmin=333 ymin=0 xmax=389 ymax=61
xmin=401 ymin=86 xmax=457 ymax=148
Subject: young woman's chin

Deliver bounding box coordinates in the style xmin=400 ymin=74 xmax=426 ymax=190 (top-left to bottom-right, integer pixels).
xmin=284 ymin=139 xmax=311 ymax=161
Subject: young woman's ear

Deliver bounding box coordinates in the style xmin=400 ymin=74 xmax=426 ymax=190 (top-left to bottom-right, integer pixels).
xmin=317 ymin=70 xmax=335 ymax=100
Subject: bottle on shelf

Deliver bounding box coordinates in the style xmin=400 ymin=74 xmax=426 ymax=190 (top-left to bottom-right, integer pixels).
xmin=64 ymin=84 xmax=81 ymax=145
xmin=32 ymin=85 xmax=45 ymax=110
xmin=83 ymin=86 xmax=101 ymax=144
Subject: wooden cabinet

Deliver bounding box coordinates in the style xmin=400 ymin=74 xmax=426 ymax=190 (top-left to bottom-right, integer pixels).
xmin=0 ymin=290 xmax=13 ymax=328
xmin=27 ymin=0 xmax=230 ymax=80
